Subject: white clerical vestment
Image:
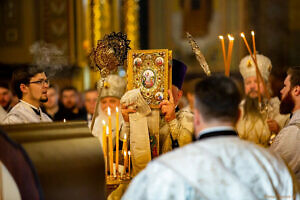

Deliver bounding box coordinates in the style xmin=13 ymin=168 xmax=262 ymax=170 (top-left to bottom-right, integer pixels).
xmin=0 ymin=106 xmax=7 ymax=123
xmin=270 ymin=109 xmax=300 ymax=182
xmin=236 ymin=97 xmax=289 ymax=147
xmin=120 ymin=108 xmax=193 ymax=174
xmin=122 ymin=137 xmax=300 ymax=200
xmin=3 ymin=100 xmax=52 ymax=124
xmin=119 ymin=89 xmax=194 ymax=176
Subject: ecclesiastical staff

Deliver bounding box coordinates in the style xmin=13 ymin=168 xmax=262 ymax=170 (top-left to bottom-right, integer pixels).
xmin=89 ymin=32 xmax=131 ymax=132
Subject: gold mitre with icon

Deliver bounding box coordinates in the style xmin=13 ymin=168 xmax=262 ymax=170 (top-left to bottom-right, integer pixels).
xmin=239 ymin=54 xmax=272 ymax=81
xmin=126 ymin=49 xmax=172 ymax=108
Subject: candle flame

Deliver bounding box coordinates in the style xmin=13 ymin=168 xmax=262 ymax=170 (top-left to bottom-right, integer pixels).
xmin=124 ymin=151 xmax=127 ymax=156
xmin=102 ymin=120 xmax=105 ymax=125
xmin=219 ymin=35 xmax=224 ymax=40
xmin=63 ymin=119 xmax=66 ymax=123
xmin=240 ymin=33 xmax=245 ymax=38
xmin=251 ymin=31 xmax=255 ymax=36
xmin=228 ymin=35 xmax=234 ymax=41
xmin=116 ymin=107 xmax=119 ymax=112
xmin=107 ymin=107 xmax=111 ymax=116
xmin=106 ymin=126 xmax=109 ymax=135
xmin=124 ymin=134 xmax=127 ymax=140
xmin=128 ymin=151 xmax=131 ymax=156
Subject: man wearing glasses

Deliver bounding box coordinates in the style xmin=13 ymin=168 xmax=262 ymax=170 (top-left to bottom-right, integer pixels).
xmin=3 ymin=66 xmax=52 ymax=124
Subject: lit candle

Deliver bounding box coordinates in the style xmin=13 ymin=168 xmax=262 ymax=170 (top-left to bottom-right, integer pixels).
xmin=122 ymin=134 xmax=128 ymax=155
xmin=226 ymin=35 xmax=234 ymax=77
xmin=251 ymin=31 xmax=260 ymax=100
xmin=128 ymin=151 xmax=131 ymax=176
xmin=240 ymin=32 xmax=270 ymax=100
xmin=107 ymin=107 xmax=114 ymax=176
xmin=115 ymin=107 xmax=119 ymax=175
xmin=105 ymin=126 xmax=109 ymax=176
xmin=219 ymin=35 xmax=227 ymax=76
xmin=240 ymin=33 xmax=253 ymax=59
xmin=251 ymin=31 xmax=257 ymax=61
xmin=123 ymin=151 xmax=127 ymax=176
xmin=241 ymin=32 xmax=262 ymax=103
xmin=102 ymin=120 xmax=107 ymax=158
xmin=122 ymin=134 xmax=128 ymax=176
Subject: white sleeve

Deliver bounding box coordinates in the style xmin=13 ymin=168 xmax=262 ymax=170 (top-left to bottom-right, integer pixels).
xmin=270 ymin=126 xmax=300 ymax=177
xmin=3 ymin=114 xmax=25 ymax=124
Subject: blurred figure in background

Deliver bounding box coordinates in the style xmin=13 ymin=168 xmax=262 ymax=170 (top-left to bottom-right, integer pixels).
xmin=269 ymin=67 xmax=287 ymax=99
xmin=54 ymin=86 xmax=86 ymax=121
xmin=42 ymin=85 xmax=59 ymax=119
xmin=0 ymin=82 xmax=13 ymax=121
xmin=83 ymin=89 xmax=98 ymax=127
xmin=181 ymin=76 xmax=202 ymax=113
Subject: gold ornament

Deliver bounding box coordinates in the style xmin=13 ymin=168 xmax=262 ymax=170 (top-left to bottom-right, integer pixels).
xmin=90 ymin=32 xmax=131 ymax=76
xmin=186 ymin=32 xmax=211 ymax=76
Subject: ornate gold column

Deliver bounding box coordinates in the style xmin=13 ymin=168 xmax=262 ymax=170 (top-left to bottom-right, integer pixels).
xmin=123 ymin=0 xmax=140 ymax=49
xmin=89 ymin=0 xmax=113 ymax=86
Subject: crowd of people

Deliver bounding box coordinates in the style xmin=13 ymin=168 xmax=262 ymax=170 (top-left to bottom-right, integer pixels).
xmin=0 ymin=53 xmax=299 ymax=199
xmin=0 ymin=69 xmax=99 ymax=125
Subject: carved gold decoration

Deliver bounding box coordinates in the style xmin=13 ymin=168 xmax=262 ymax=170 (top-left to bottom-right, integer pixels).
xmin=127 ymin=49 xmax=172 ymax=108
xmin=90 ymin=32 xmax=131 ymax=74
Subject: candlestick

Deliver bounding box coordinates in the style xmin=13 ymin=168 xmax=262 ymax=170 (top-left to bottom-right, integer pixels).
xmin=107 ymin=107 xmax=114 ymax=176
xmin=219 ymin=35 xmax=227 ymax=76
xmin=128 ymin=151 xmax=131 ymax=176
xmin=226 ymin=35 xmax=234 ymax=77
xmin=115 ymin=107 xmax=119 ymax=175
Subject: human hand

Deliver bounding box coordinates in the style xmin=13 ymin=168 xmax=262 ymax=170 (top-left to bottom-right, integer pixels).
xmin=121 ymin=103 xmax=136 ymax=122
xmin=267 ymin=119 xmax=280 ymax=134
xmin=159 ymin=90 xmax=176 ymax=122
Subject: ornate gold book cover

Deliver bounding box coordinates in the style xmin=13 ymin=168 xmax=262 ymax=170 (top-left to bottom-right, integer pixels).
xmin=127 ymin=49 xmax=172 ymax=108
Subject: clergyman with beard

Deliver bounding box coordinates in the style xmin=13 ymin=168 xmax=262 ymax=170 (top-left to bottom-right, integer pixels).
xmin=270 ymin=67 xmax=300 ymax=182
xmin=236 ymin=54 xmax=289 ymax=147
xmin=92 ymin=75 xmax=126 ymax=148
xmin=3 ymin=66 xmax=52 ymax=124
